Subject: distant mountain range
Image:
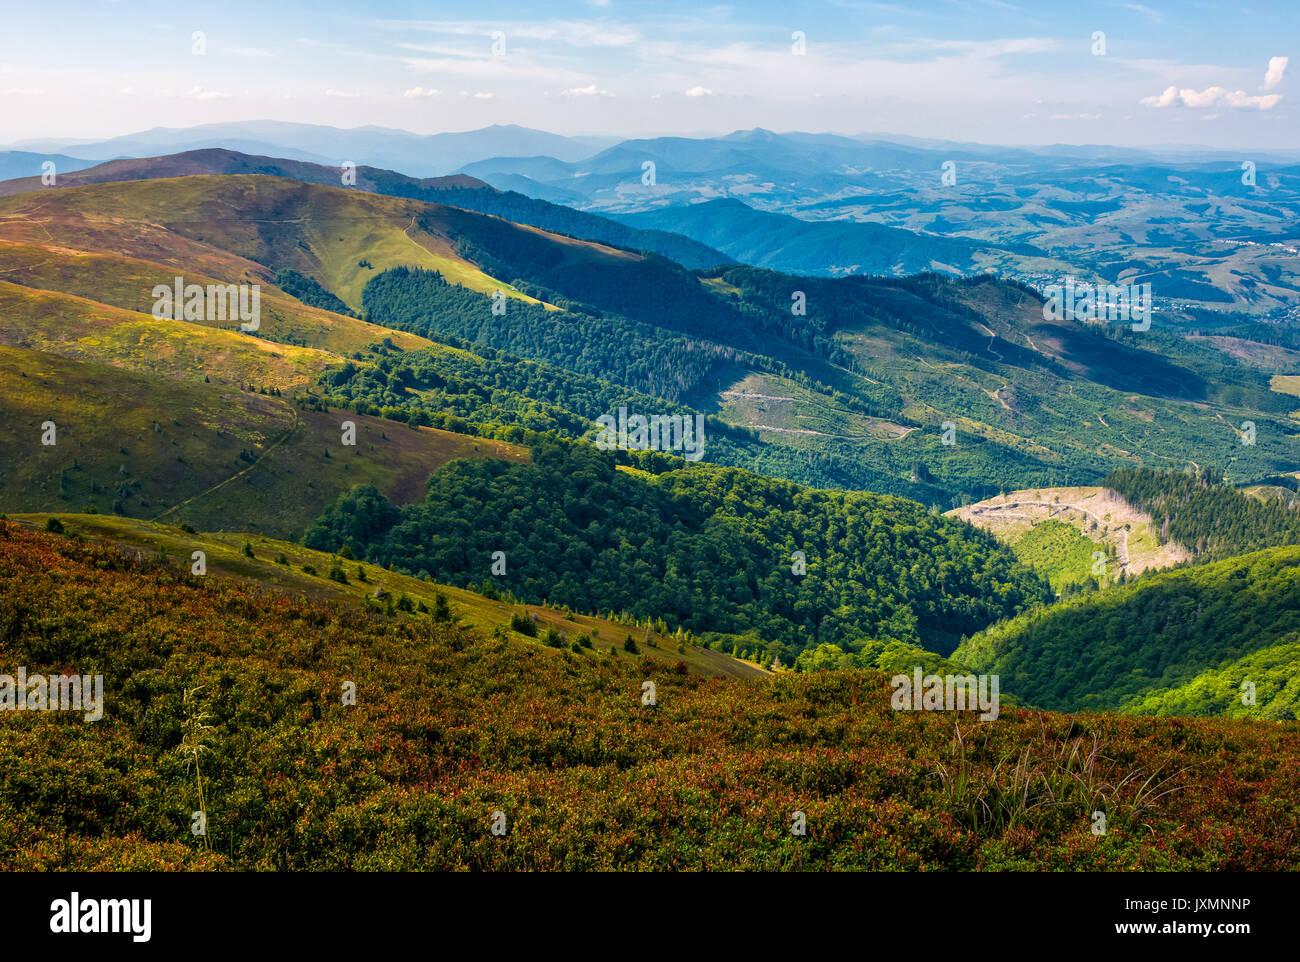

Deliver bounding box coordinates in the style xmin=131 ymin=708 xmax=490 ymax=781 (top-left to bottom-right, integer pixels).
xmin=9 ymin=122 xmax=1300 ymax=309
xmin=5 ymin=121 xmax=619 ymax=178
xmin=458 ymin=127 xmax=1300 ymax=311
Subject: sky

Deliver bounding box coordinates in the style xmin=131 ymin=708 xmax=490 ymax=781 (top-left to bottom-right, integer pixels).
xmin=1 ymin=0 xmax=1296 ymax=148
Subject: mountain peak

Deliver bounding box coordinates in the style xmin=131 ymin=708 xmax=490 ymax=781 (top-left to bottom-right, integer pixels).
xmin=724 ymin=127 xmax=780 ymax=142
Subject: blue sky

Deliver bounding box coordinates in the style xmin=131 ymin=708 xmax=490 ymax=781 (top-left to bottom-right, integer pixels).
xmin=1 ymin=0 xmax=1295 ymax=147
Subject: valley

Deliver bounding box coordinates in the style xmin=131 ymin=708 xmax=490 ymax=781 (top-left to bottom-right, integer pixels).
xmin=0 ymin=120 xmax=1297 ymax=880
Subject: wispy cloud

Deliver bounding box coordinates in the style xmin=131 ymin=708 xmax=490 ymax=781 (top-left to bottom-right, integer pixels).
xmin=187 ymin=85 xmax=230 ymax=100
xmin=1116 ymin=3 xmax=1163 ymax=25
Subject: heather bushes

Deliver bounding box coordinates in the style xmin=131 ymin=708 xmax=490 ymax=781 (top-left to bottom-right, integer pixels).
xmin=1 ymin=521 xmax=1296 ymax=871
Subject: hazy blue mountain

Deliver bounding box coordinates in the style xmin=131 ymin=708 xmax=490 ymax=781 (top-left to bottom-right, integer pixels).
xmin=458 ymin=128 xmax=1300 ymax=312
xmin=7 ymin=121 xmax=617 ymax=178
xmin=0 ymin=150 xmax=99 ymax=181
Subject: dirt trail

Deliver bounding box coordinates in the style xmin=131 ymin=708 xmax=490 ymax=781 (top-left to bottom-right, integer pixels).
xmin=153 ymin=406 xmax=301 ymax=522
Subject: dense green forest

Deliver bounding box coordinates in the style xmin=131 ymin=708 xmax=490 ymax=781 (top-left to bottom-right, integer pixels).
xmin=361 ymin=266 xmax=733 ymax=403
xmin=1104 ymin=467 xmax=1300 ymax=559
xmin=274 ymin=268 xmax=357 ymax=317
xmin=354 ymin=268 xmax=988 ymax=500
xmin=955 ymin=544 xmax=1300 ymax=718
xmin=319 ymin=337 xmax=755 ymax=445
xmin=303 ymin=441 xmax=1050 ymax=661
xmin=353 ymin=262 xmax=1297 ymax=504
xmin=312 ymin=337 xmax=970 ymax=502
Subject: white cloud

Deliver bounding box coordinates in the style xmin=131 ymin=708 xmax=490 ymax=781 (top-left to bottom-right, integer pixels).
xmin=188 ymin=85 xmax=230 ymax=100
xmin=380 ymin=19 xmax=641 ymax=49
xmin=1222 ymin=89 xmax=1281 ymax=109
xmin=1141 ymin=82 xmax=1281 ymax=110
xmin=1048 ymin=112 xmax=1101 ymax=120
xmin=1264 ymin=56 xmax=1288 ymax=90
xmin=1139 ymin=85 xmax=1178 ymax=107
xmin=1179 ymin=85 xmax=1225 ymax=108
xmin=402 ymin=86 xmax=440 ymax=97
xmin=561 ymin=84 xmax=613 ymax=96
xmin=325 ymin=89 xmax=359 ymax=98
xmin=684 ymin=85 xmax=712 ymax=97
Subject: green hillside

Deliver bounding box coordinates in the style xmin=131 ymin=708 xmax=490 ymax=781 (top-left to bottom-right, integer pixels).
xmin=1104 ymin=467 xmax=1300 ymax=559
xmin=0 ymin=174 xmax=548 ymax=311
xmin=3 ymin=519 xmax=1296 ymax=871
xmin=0 ymin=339 xmax=526 ymax=539
xmin=955 ymin=545 xmax=1300 ymax=718
xmin=305 ymin=440 xmax=1051 ymax=661
xmin=0 ymin=147 xmax=735 ymax=270
xmin=3 ymin=171 xmax=1296 ymax=507
xmin=1006 ymin=520 xmax=1106 ymax=594
xmin=360 ymin=256 xmax=1300 ymax=502
xmin=4 ymin=514 xmax=762 ymax=679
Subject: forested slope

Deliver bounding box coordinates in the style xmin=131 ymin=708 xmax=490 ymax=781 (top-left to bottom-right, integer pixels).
xmin=955 ymin=545 xmax=1300 ymax=718
xmin=304 ymin=441 xmax=1050 ymax=660
xmin=1104 ymin=467 xmax=1300 ymax=559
